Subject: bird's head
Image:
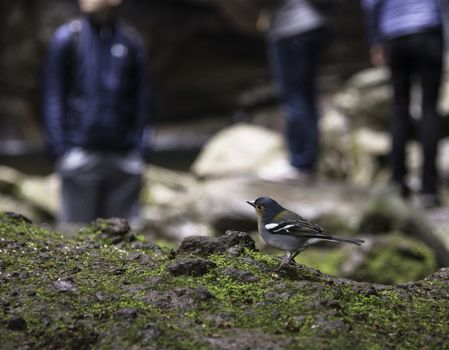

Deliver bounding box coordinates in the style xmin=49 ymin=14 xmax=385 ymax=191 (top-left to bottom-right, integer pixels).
xmin=246 ymin=196 xmax=285 ymax=221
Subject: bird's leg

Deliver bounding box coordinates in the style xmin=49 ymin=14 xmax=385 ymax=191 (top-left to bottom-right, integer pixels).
xmin=276 ymin=252 xmax=292 ymax=271
xmin=291 ymin=251 xmax=301 ymax=260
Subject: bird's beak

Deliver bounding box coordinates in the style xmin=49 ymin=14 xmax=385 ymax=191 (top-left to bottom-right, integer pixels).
xmin=246 ymin=201 xmax=256 ymax=208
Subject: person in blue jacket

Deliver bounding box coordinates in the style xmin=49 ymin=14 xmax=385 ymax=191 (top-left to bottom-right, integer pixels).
xmin=362 ymin=0 xmax=445 ymax=207
xmin=43 ymin=0 xmax=153 ymax=224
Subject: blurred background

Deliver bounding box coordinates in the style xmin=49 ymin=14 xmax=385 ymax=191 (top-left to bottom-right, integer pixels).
xmin=0 ymin=0 xmax=368 ymax=172
xmin=1 ymin=0 xmax=449 ymax=285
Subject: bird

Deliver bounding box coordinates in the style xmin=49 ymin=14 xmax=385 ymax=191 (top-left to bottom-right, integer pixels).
xmin=247 ymin=196 xmax=364 ymax=270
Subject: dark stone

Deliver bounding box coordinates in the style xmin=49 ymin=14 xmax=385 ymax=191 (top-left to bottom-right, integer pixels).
xmin=6 ymin=316 xmax=27 ymax=331
xmin=352 ymin=282 xmax=378 ymax=296
xmin=174 ymin=287 xmax=213 ymax=301
xmin=177 ymin=230 xmax=256 ymax=256
xmin=221 ymin=267 xmax=259 ymax=283
xmin=86 ymin=218 xmax=132 ymax=243
xmin=113 ymin=307 xmax=138 ymax=320
xmin=167 ymin=258 xmax=216 ymax=276
xmin=226 ymin=245 xmax=245 ymax=257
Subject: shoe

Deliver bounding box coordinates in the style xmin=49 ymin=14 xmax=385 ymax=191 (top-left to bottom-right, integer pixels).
xmin=257 ymin=159 xmax=315 ymax=184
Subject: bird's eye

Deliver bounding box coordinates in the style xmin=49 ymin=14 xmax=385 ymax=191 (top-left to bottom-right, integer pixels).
xmin=256 ymin=205 xmax=262 ymax=211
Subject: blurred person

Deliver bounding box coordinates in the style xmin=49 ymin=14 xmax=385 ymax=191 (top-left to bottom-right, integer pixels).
xmin=362 ymin=0 xmax=445 ymax=207
xmin=257 ymin=0 xmax=332 ymax=183
xmin=42 ymin=0 xmax=153 ymax=225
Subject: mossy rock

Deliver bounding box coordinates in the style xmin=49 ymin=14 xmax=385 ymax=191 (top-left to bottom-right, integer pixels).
xmin=349 ymin=234 xmax=437 ymax=285
xmin=297 ymin=234 xmax=437 ymax=285
xmin=0 ymin=212 xmax=448 ymax=349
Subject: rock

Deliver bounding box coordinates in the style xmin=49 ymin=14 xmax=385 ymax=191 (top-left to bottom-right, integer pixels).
xmin=113 ymin=308 xmax=138 ymax=321
xmin=19 ymin=174 xmax=59 ymax=219
xmin=0 ymin=198 xmax=36 ymax=223
xmin=177 ymin=231 xmax=256 ymax=256
xmin=3 ymin=211 xmax=32 ymax=224
xmin=142 ymin=165 xmax=198 ymax=207
xmin=357 ymin=190 xmax=449 ymax=267
xmin=5 ymin=317 xmax=27 ymax=331
xmin=141 ymin=288 xmax=214 ymax=310
xmin=80 ymin=218 xmax=134 ymax=244
xmin=140 ymin=323 xmax=163 ymax=342
xmin=2 ymin=215 xmax=449 ymax=349
xmin=358 ymin=189 xmax=409 ymax=234
xmin=341 ymin=234 xmax=437 ymax=285
xmin=0 ymin=165 xmax=23 ymax=195
xmin=124 ymin=252 xmax=154 ymax=266
xmin=191 ymin=123 xmax=283 ymax=178
xmin=221 ymin=267 xmax=259 ymax=283
xmin=332 ymin=67 xmax=392 ymax=131
xmin=167 ymin=258 xmax=216 ymax=276
xmin=319 ymin=109 xmax=390 ymax=185
xmin=53 ymin=278 xmax=78 ymax=293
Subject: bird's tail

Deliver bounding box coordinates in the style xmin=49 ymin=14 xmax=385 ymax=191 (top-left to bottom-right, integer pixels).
xmin=328 ymin=235 xmax=364 ymax=246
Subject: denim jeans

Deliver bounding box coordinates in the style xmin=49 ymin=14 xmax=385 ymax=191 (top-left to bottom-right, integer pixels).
xmin=268 ymin=28 xmax=327 ymax=171
xmin=386 ymin=30 xmax=443 ymax=195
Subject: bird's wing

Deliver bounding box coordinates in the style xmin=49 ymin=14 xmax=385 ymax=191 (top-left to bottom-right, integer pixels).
xmin=265 ymin=216 xmax=331 ymax=238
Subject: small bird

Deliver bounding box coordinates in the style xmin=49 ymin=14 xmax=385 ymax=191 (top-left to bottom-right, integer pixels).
xmin=247 ymin=196 xmax=364 ymax=270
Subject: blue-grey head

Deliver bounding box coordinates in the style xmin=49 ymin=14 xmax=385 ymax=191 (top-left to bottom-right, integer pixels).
xmin=246 ymin=196 xmax=286 ymax=222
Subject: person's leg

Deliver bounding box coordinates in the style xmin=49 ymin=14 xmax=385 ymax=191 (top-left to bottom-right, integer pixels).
xmin=386 ymin=37 xmax=413 ymax=195
xmin=58 ymin=148 xmax=102 ymax=224
xmin=268 ymin=29 xmax=326 ymax=171
xmin=102 ymin=152 xmax=143 ymax=222
xmin=414 ymin=31 xmax=443 ymax=196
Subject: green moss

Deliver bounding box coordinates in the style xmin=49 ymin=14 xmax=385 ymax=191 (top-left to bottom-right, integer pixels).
xmin=1 ymin=212 xmax=448 ymax=350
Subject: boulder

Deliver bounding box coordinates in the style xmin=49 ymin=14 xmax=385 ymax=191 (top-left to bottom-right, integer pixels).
xmin=191 ymin=123 xmax=283 ymax=178
xmin=358 ymin=189 xmax=449 ymax=267
xmin=0 ymin=165 xmax=23 ymax=195
xmin=341 ymin=234 xmax=437 ymax=284
xmin=19 ymin=173 xmax=59 ymax=219
xmin=332 ymin=67 xmax=392 ymax=131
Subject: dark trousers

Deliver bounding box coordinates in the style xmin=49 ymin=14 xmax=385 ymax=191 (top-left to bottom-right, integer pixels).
xmin=268 ymin=28 xmax=327 ymax=171
xmin=386 ymin=30 xmax=443 ymax=195
xmin=58 ymin=148 xmax=143 ymax=224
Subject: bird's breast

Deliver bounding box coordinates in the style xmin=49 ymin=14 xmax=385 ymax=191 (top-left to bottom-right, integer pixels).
xmin=260 ymin=229 xmax=305 ymax=251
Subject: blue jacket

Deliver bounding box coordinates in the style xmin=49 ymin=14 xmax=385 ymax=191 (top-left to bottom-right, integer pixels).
xmin=362 ymin=0 xmax=443 ymax=44
xmin=43 ymin=17 xmax=152 ymax=160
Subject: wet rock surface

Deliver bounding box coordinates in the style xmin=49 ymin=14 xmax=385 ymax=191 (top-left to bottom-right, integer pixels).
xmin=1 ymin=212 xmax=449 ymax=349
